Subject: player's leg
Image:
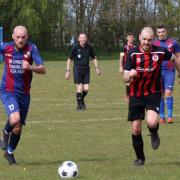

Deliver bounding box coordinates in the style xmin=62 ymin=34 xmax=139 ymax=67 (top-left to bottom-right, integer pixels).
xmin=146 ymin=93 xmax=161 ymax=150
xmin=164 ymin=70 xmax=175 ymax=123
xmin=76 ymin=83 xmax=83 ymax=110
xmin=0 ymin=93 xmax=21 ymax=164
xmin=124 ymin=83 xmax=130 ymax=102
xmin=82 ymin=84 xmax=89 ymax=109
xmin=81 ymin=66 xmax=90 ymax=109
xmin=0 ymin=93 xmax=19 ymax=151
xmin=4 ymin=118 xmax=22 ymax=165
xmin=147 ymin=110 xmax=160 ymax=149
xmin=128 ymin=96 xmax=145 ymax=166
xmin=131 ymin=120 xmax=145 ymax=166
xmin=5 ymin=94 xmax=30 ymax=164
xmin=159 ymin=71 xmax=165 ymax=123
xmin=73 ymin=66 xmax=83 ymax=110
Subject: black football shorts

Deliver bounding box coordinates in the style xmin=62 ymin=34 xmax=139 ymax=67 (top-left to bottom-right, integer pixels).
xmin=127 ymin=93 xmax=161 ymax=121
xmin=73 ymin=66 xmax=90 ymax=84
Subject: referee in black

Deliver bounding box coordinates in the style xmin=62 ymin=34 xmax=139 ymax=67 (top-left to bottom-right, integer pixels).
xmin=65 ymin=32 xmax=100 ymax=110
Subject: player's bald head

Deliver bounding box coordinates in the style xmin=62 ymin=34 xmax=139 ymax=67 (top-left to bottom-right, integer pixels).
xmin=13 ymin=25 xmax=28 ymax=36
xmin=140 ymin=27 xmax=154 ymax=37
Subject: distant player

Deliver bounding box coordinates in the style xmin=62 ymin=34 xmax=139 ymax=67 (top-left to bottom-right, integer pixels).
xmin=123 ymin=27 xmax=180 ymax=166
xmin=119 ymin=32 xmax=135 ymax=101
xmin=65 ymin=32 xmax=100 ymax=110
xmin=153 ymin=25 xmax=180 ymax=124
xmin=0 ymin=25 xmax=46 ymax=164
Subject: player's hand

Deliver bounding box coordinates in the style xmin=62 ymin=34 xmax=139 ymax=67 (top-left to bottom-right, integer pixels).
xmin=129 ymin=69 xmax=137 ymax=78
xmin=65 ymin=71 xmax=70 ymax=80
xmin=95 ymin=67 xmax=100 ymax=75
xmin=22 ymin=60 xmax=31 ymax=70
xmin=119 ymin=66 xmax=123 ymax=73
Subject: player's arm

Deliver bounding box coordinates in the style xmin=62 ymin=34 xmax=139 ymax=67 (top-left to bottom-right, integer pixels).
xmin=65 ymin=58 xmax=72 ymax=80
xmin=123 ymin=69 xmax=137 ymax=83
xmin=30 ymin=64 xmax=46 ymax=74
xmin=123 ymin=49 xmax=137 ymax=83
xmin=22 ymin=61 xmax=46 ymax=74
xmin=65 ymin=45 xmax=76 ymax=80
xmin=22 ymin=45 xmax=46 ymax=74
xmin=90 ymin=46 xmax=100 ymax=75
xmin=172 ymin=41 xmax=180 ymax=76
xmin=174 ymin=52 xmax=180 ymax=77
xmin=92 ymin=58 xmax=100 ymax=75
xmin=119 ymin=52 xmax=124 ymax=73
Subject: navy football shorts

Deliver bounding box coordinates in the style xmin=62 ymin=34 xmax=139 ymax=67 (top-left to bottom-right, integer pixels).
xmin=0 ymin=92 xmax=30 ymax=125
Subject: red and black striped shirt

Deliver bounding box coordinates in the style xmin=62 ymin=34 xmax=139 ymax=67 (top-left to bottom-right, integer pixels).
xmin=124 ymin=45 xmax=172 ymax=97
xmin=122 ymin=44 xmax=135 ymax=67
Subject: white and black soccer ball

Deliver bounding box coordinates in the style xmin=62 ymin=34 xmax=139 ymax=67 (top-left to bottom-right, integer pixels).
xmin=58 ymin=161 xmax=78 ymax=179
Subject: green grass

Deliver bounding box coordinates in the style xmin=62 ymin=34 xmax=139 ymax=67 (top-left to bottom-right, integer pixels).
xmin=0 ymin=60 xmax=180 ymax=179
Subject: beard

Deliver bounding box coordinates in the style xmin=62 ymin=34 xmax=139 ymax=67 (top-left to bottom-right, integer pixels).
xmin=142 ymin=44 xmax=151 ymax=51
xmin=14 ymin=43 xmax=25 ymax=50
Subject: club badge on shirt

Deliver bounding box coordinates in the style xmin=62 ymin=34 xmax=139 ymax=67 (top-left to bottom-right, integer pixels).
xmin=152 ymin=54 xmax=159 ymax=61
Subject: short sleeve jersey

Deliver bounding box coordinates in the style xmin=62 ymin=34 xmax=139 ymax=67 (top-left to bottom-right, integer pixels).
xmin=0 ymin=41 xmax=44 ymax=94
xmin=69 ymin=43 xmax=96 ymax=66
xmin=153 ymin=38 xmax=180 ymax=70
xmin=124 ymin=45 xmax=172 ymax=97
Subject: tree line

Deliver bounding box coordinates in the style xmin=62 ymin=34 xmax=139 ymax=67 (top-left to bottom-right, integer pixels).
xmin=0 ymin=0 xmax=180 ymax=52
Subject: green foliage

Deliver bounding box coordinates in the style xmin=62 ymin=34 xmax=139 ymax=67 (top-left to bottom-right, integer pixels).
xmin=15 ymin=8 xmax=41 ymax=40
xmin=1 ymin=0 xmax=180 ymax=50
xmin=93 ymin=19 xmax=116 ymax=52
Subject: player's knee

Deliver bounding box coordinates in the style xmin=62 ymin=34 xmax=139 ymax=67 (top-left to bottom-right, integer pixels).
xmin=10 ymin=118 xmax=21 ymax=127
xmin=13 ymin=123 xmax=22 ymax=134
xmin=132 ymin=126 xmax=141 ymax=135
xmin=10 ymin=112 xmax=21 ymax=126
xmin=76 ymin=84 xmax=83 ymax=92
xmin=83 ymin=85 xmax=89 ymax=91
xmin=147 ymin=120 xmax=158 ymax=129
xmin=165 ymin=89 xmax=172 ymax=96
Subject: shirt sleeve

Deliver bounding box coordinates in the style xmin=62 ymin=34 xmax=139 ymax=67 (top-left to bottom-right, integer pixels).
xmin=0 ymin=42 xmax=5 ymax=54
xmin=90 ymin=46 xmax=96 ymax=59
xmin=164 ymin=48 xmax=173 ymax=61
xmin=31 ymin=45 xmax=44 ymax=65
xmin=69 ymin=46 xmax=76 ymax=60
xmin=123 ymin=46 xmax=126 ymax=53
xmin=124 ymin=50 xmax=133 ymax=71
xmin=173 ymin=40 xmax=180 ymax=53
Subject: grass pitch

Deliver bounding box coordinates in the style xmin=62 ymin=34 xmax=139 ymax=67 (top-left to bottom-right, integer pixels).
xmin=0 ymin=60 xmax=180 ymax=180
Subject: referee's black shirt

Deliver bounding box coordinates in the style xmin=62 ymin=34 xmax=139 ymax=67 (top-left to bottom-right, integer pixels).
xmin=69 ymin=43 xmax=96 ymax=66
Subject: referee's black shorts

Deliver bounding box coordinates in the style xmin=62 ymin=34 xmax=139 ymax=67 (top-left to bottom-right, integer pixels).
xmin=127 ymin=93 xmax=161 ymax=121
xmin=73 ymin=65 xmax=90 ymax=84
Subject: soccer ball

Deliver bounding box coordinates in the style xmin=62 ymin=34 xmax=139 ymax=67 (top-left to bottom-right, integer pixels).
xmin=58 ymin=161 xmax=78 ymax=179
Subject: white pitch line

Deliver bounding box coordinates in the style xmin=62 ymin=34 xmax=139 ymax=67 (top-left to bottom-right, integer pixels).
xmin=28 ymin=117 xmax=125 ymax=124
xmin=0 ymin=117 xmax=125 ymax=125
xmin=26 ymin=115 xmax=180 ymax=124
xmin=25 ymin=115 xmax=180 ymax=124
